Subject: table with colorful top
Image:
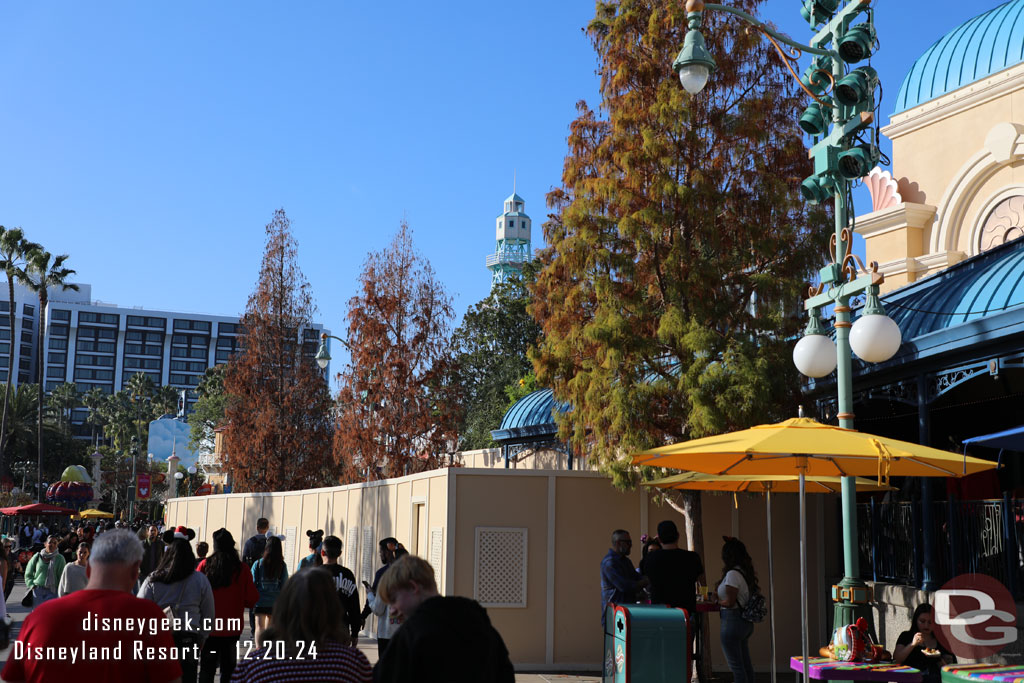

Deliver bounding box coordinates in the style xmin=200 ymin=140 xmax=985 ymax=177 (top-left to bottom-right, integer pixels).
xmin=790 ymin=657 xmax=922 ymax=682
xmin=942 ymin=664 xmax=1024 ymax=683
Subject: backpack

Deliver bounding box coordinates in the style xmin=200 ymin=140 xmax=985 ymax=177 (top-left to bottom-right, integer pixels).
xmin=734 ymin=567 xmax=766 ymax=623
xmin=741 ymin=590 xmax=767 ymax=623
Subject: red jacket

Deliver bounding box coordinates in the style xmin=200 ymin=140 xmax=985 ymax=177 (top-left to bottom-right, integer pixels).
xmin=196 ymin=559 xmax=259 ymax=636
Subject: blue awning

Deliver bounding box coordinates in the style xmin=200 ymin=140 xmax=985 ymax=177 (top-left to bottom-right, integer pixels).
xmin=962 ymin=425 xmax=1024 ymax=450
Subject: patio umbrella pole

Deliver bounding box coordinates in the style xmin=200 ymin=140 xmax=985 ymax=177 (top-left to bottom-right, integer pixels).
xmin=800 ymin=468 xmax=808 ymax=683
xmin=766 ymin=485 xmax=777 ymax=683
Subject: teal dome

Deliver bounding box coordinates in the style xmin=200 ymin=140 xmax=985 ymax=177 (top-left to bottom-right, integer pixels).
xmin=894 ymin=1 xmax=1024 ymax=114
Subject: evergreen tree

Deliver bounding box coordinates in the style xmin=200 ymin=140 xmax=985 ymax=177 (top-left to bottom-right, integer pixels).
xmin=531 ymin=0 xmax=830 ymax=541
xmin=189 ymin=365 xmax=227 ymax=455
xmin=333 ymin=221 xmax=459 ymax=480
xmin=224 ymin=209 xmax=333 ymax=491
xmin=451 ymin=277 xmax=542 ymax=450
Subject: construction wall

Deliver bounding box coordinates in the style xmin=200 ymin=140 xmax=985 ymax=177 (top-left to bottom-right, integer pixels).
xmin=166 ymin=468 xmax=839 ymax=672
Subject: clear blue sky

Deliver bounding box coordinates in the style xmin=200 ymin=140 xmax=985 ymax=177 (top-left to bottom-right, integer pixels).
xmin=0 ymin=1 xmax=993 ymax=340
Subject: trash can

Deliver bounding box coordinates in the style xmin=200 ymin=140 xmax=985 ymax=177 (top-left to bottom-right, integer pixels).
xmin=603 ymin=603 xmax=690 ymax=683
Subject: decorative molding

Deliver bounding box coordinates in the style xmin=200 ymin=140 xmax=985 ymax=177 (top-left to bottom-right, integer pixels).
xmin=855 ymin=202 xmax=936 ymax=240
xmin=864 ymin=167 xmax=903 ymax=211
xmin=931 ymin=123 xmax=1024 ymax=254
xmin=915 ymin=250 xmax=967 ymax=271
xmin=874 ymin=257 xmax=928 ymax=280
xmin=883 ymin=62 xmax=1024 ymax=141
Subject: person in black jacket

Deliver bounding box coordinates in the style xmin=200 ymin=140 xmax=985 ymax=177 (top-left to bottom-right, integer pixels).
xmin=241 ymin=517 xmax=270 ymax=635
xmin=374 ymin=554 xmax=514 ymax=683
xmin=319 ymin=535 xmax=362 ymax=644
xmin=360 ymin=537 xmax=397 ymax=626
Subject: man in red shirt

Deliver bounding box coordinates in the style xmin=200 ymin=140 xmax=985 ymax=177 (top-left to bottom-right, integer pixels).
xmin=1 ymin=529 xmax=183 ymax=683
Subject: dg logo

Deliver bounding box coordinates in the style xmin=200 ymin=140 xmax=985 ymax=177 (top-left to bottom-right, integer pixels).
xmin=934 ymin=573 xmax=1018 ymax=660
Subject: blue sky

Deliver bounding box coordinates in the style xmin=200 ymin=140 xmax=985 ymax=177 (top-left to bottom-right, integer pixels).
xmin=0 ymin=1 xmax=993 ymax=345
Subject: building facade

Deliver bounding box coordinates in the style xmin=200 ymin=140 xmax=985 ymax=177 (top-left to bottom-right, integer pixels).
xmin=0 ymin=282 xmax=326 ymax=438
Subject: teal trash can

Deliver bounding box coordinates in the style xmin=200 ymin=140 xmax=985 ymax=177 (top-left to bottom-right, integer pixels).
xmin=603 ymin=603 xmax=690 ymax=683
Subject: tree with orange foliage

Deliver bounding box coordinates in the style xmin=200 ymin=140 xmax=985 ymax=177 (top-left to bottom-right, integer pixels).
xmin=224 ymin=209 xmax=333 ymax=492
xmin=333 ymin=221 xmax=459 ymax=481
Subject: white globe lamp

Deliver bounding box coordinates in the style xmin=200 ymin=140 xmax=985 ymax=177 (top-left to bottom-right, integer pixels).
xmin=850 ymin=293 xmax=902 ymax=363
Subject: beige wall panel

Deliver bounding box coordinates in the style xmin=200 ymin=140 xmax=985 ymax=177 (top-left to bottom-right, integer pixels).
xmin=454 ymin=473 xmax=548 ymax=665
xmin=331 ymin=490 xmax=348 ymax=538
xmin=553 ymin=476 xmax=645 ymax=664
xmin=226 ymin=497 xmax=245 ymax=551
xmin=301 ymin=492 xmax=322 ymax=538
xmin=203 ymin=498 xmax=228 ymax=545
xmin=241 ymin=495 xmax=266 ymax=536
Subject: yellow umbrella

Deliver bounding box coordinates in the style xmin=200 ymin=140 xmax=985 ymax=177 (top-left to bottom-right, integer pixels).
xmin=645 ymin=472 xmax=893 ymax=493
xmin=632 ymin=417 xmax=996 ymax=480
xmin=631 ymin=417 xmax=997 ymax=683
xmin=643 ymin=472 xmax=894 ymax=683
xmin=77 ymin=509 xmax=114 ymax=519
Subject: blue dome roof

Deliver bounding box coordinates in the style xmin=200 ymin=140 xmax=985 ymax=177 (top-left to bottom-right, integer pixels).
xmin=498 ymin=388 xmax=565 ymax=431
xmin=894 ymin=1 xmax=1024 ymax=114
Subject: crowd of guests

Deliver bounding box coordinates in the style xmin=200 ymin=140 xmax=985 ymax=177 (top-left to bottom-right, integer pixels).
xmin=0 ymin=516 xmax=516 ymax=683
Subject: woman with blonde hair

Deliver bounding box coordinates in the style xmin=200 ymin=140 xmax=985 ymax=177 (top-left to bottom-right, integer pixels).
xmin=232 ymin=568 xmax=371 ymax=682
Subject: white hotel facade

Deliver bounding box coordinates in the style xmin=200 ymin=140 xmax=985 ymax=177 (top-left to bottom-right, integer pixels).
xmin=0 ymin=282 xmax=326 ymax=438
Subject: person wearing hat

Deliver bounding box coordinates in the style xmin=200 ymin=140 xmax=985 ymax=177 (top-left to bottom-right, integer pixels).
xmin=360 ymin=536 xmax=398 ymax=632
xmin=139 ymin=527 xmax=214 ymax=683
xmin=197 ymin=529 xmax=259 ymax=683
xmin=298 ymin=529 xmax=324 ymax=570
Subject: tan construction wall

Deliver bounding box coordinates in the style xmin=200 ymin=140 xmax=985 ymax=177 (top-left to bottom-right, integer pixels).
xmin=166 ymin=468 xmax=837 ymax=672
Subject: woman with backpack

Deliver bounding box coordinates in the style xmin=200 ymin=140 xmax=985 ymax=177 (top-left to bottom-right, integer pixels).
xmin=139 ymin=528 xmax=215 ymax=683
xmin=251 ymin=535 xmax=288 ymax=644
xmin=197 ymin=528 xmax=258 ymax=683
xmin=716 ymin=536 xmax=760 ymax=683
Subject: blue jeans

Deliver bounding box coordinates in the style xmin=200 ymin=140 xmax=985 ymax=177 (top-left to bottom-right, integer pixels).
xmin=32 ymin=587 xmax=58 ymax=610
xmin=720 ymin=608 xmax=754 ymax=683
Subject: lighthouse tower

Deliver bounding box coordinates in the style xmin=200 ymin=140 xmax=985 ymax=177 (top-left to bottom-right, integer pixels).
xmin=486 ymin=188 xmax=532 ymax=289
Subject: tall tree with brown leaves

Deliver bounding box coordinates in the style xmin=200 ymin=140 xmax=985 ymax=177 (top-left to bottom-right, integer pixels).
xmin=530 ymin=0 xmax=830 ymax=577
xmin=224 ymin=209 xmax=333 ymax=492
xmin=333 ymin=221 xmax=459 ymax=481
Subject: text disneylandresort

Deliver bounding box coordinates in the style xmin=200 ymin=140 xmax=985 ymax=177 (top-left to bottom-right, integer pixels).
xmin=14 ymin=613 xmax=320 ymax=663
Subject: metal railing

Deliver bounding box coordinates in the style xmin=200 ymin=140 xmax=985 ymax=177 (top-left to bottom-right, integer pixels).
xmin=858 ymin=497 xmax=1023 ymax=599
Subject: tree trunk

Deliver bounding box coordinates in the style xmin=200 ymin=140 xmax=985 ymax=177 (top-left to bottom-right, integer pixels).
xmin=36 ymin=289 xmax=46 ymax=502
xmin=665 ymin=489 xmax=710 ymax=683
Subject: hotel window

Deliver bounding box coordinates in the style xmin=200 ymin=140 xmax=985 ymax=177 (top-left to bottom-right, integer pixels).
xmin=52 ymin=310 xmax=70 ymax=322
xmin=22 ymin=305 xmax=34 ymax=316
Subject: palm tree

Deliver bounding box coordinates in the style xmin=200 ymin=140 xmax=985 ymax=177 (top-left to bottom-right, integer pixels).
xmin=82 ymin=386 xmax=107 ymax=447
xmin=47 ymin=382 xmax=78 ymax=436
xmin=20 ymin=249 xmax=78 ymax=501
xmin=0 ymin=228 xmax=38 ymax=480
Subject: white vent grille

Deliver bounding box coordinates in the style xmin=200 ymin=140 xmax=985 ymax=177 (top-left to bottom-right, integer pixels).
xmin=430 ymin=527 xmax=444 ymax=589
xmin=474 ymin=527 xmax=527 ymax=608
xmin=362 ymin=526 xmax=375 ymax=583
xmin=345 ymin=527 xmax=358 ymax=573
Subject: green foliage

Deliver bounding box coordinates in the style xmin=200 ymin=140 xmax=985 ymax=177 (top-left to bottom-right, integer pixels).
xmin=530 ymin=0 xmax=832 ymax=490
xmin=450 ymin=277 xmax=542 ymax=450
xmin=504 ymin=370 xmax=538 ymax=408
xmin=189 ymin=365 xmax=228 ymax=454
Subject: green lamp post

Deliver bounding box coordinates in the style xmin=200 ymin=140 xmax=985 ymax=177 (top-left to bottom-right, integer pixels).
xmin=673 ymin=0 xmax=901 ymax=636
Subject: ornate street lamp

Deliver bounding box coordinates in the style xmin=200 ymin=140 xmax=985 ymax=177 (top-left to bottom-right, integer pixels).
xmin=672 ymin=0 xmax=895 ymax=657
xmin=186 ymin=465 xmax=197 ymax=497
xmin=314 ymin=332 xmax=353 ymax=370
